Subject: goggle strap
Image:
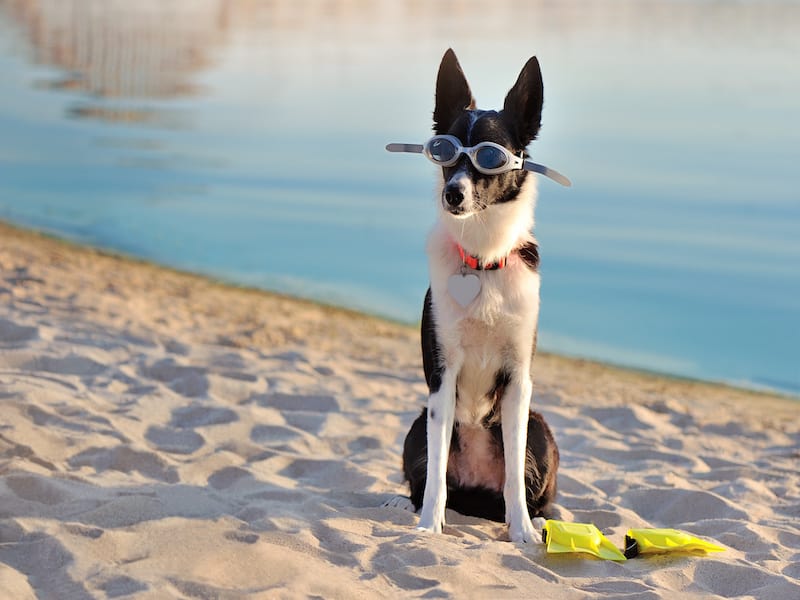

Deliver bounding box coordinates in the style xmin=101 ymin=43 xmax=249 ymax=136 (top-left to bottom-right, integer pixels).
xmin=385 ymin=143 xmax=424 ymax=154
xmin=523 ymin=161 xmax=572 ymax=187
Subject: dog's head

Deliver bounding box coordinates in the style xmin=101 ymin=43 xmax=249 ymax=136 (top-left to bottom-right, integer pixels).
xmin=433 ymin=49 xmax=543 ymax=220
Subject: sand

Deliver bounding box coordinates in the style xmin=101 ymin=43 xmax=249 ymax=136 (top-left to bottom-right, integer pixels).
xmin=0 ymin=221 xmax=798 ymax=599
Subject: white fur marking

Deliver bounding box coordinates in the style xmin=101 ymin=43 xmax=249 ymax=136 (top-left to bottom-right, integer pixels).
xmin=444 ymin=169 xmax=474 ymax=215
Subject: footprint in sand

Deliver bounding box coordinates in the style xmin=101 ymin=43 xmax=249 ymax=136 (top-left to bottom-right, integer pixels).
xmin=279 ymin=458 xmax=375 ymax=489
xmin=68 ymin=446 xmax=179 ymax=483
xmin=312 ymin=521 xmax=371 ymax=567
xmin=163 ymin=339 xmax=190 ymax=356
xmin=5 ymin=474 xmax=71 ymax=505
xmin=579 ymin=581 xmax=654 ymax=596
xmin=348 ymin=436 xmax=382 ymax=452
xmin=282 ymin=412 xmax=328 ymax=436
xmin=0 ymin=528 xmax=90 ymax=598
xmin=685 ymin=560 xmax=792 ymax=598
xmin=584 ymin=405 xmax=674 ymax=433
xmin=27 ymin=405 xmax=89 ymax=433
xmin=64 ymin=523 xmax=104 ymax=539
xmin=207 ymin=466 xmax=252 ymax=490
xmin=145 ymin=425 xmax=205 ymax=454
xmin=98 ymin=576 xmax=148 ymax=597
xmin=623 ymin=487 xmax=748 ymax=523
xmin=253 ymin=392 xmax=340 ymax=413
xmin=0 ymin=318 xmax=38 ymax=344
xmin=169 ymin=405 xmax=238 ymax=428
xmin=250 ymin=424 xmax=301 ymax=445
xmin=568 ymin=508 xmax=623 ymax=529
xmin=25 ymin=354 xmax=106 ymax=377
xmin=224 ymin=531 xmax=259 ymax=544
xmin=140 ymin=358 xmax=209 ymax=398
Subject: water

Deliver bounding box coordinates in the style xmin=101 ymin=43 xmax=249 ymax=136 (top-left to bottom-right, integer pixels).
xmin=0 ymin=0 xmax=798 ymax=395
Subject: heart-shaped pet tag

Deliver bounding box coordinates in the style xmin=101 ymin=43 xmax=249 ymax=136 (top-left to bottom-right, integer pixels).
xmin=447 ymin=272 xmax=481 ymax=307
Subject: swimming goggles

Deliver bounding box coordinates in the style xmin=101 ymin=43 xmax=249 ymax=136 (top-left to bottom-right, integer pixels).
xmin=386 ymin=134 xmax=571 ymax=187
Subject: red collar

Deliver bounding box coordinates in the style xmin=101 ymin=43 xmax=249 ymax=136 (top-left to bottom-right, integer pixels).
xmin=457 ymin=244 xmax=508 ymax=271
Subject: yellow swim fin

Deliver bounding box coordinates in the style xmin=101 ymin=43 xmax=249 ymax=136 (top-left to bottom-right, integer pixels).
xmin=624 ymin=528 xmax=726 ymax=558
xmin=542 ymin=520 xmax=627 ymax=561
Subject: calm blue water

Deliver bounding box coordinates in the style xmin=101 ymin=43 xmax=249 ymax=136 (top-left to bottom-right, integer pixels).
xmin=0 ymin=0 xmax=798 ymax=395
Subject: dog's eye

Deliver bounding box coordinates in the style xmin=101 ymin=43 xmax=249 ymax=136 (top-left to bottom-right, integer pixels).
xmin=475 ymin=146 xmax=507 ymax=170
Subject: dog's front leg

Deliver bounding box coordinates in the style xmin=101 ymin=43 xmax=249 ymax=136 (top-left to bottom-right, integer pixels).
xmin=416 ymin=361 xmax=460 ymax=534
xmin=502 ymin=375 xmax=535 ymax=543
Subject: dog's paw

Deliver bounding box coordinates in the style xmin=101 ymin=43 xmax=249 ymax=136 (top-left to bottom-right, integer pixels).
xmin=382 ymin=495 xmax=417 ymax=512
xmin=532 ymin=516 xmax=547 ymax=533
xmin=416 ymin=511 xmax=444 ymax=534
xmin=508 ymin=517 xmax=537 ymax=544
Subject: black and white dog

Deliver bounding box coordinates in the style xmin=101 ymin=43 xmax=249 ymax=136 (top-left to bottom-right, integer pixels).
xmin=387 ymin=49 xmax=565 ymax=543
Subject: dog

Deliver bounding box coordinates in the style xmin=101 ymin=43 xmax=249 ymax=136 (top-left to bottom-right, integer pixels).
xmin=388 ymin=49 xmax=563 ymax=543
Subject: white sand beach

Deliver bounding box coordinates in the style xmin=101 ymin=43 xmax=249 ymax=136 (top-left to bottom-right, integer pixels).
xmin=0 ymin=222 xmax=798 ymax=599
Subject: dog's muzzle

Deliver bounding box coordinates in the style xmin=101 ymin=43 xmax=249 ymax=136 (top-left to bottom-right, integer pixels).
xmin=443 ymin=183 xmax=465 ymax=213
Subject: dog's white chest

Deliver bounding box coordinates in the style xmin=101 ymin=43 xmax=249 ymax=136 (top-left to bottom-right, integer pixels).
xmin=454 ymin=317 xmax=514 ymax=423
xmin=435 ymin=265 xmax=540 ymax=426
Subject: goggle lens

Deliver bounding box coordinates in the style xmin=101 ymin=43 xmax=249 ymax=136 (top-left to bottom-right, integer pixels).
xmin=429 ymin=138 xmax=458 ymax=163
xmin=475 ymin=145 xmax=508 ymax=170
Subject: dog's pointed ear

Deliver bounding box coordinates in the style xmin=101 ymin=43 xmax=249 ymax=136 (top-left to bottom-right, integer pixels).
xmin=502 ymin=56 xmax=544 ymax=147
xmin=433 ymin=49 xmax=476 ymax=134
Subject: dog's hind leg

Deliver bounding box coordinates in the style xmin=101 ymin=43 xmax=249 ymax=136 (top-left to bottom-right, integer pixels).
xmin=402 ymin=408 xmax=428 ymax=511
xmin=524 ymin=409 xmax=560 ymax=519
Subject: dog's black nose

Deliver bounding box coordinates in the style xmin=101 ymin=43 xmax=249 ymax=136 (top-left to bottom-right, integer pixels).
xmin=443 ymin=185 xmax=464 ymax=208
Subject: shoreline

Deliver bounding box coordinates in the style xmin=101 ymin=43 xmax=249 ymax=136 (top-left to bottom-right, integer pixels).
xmin=1 ymin=218 xmax=799 ymax=598
xmin=1 ymin=219 xmax=794 ymax=403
